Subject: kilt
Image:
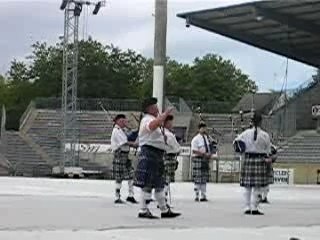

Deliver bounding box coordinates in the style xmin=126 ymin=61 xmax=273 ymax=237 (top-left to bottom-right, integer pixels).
xmin=240 ymin=153 xmax=269 ymax=188
xmin=267 ymin=163 xmax=274 ymax=184
xmin=164 ymin=153 xmax=178 ymax=183
xmin=112 ymin=150 xmax=133 ymax=182
xmin=192 ymin=157 xmax=210 ymax=184
xmin=134 ymin=145 xmax=165 ymax=189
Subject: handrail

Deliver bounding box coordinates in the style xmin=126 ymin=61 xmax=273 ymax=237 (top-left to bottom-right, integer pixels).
xmin=19 ymin=101 xmax=35 ymax=131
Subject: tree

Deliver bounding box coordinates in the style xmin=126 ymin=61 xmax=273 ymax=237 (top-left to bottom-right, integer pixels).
xmin=166 ymin=54 xmax=257 ymax=102
xmin=7 ymin=60 xmax=29 ymax=83
xmin=2 ymin=39 xmax=257 ymax=129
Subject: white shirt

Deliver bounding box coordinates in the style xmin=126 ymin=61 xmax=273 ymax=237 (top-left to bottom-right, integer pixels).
xmin=164 ymin=128 xmax=181 ymax=154
xmin=138 ymin=114 xmax=166 ymax=150
xmin=235 ymin=127 xmax=271 ymax=154
xmin=110 ymin=124 xmax=130 ymax=152
xmin=191 ymin=133 xmax=211 ymax=157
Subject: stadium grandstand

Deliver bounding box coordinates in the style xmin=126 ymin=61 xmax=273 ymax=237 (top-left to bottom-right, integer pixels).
xmin=1 ymin=0 xmax=320 ymax=184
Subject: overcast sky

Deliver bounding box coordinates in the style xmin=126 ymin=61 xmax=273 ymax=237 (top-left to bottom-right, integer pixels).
xmin=0 ymin=0 xmax=316 ymax=92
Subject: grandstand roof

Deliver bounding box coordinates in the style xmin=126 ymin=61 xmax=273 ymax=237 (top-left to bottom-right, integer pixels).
xmin=232 ymin=92 xmax=278 ymax=113
xmin=177 ymin=0 xmax=320 ymax=68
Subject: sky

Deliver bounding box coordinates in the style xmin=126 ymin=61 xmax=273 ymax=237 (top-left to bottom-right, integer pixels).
xmin=0 ymin=0 xmax=317 ymax=92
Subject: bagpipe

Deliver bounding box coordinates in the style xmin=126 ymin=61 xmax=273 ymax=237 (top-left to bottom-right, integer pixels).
xmin=126 ymin=113 xmax=140 ymax=142
xmin=233 ymin=140 xmax=279 ymax=163
xmin=233 ymin=140 xmax=246 ymax=153
xmin=270 ymin=144 xmax=278 ymax=163
xmin=98 ymin=101 xmax=139 ymax=142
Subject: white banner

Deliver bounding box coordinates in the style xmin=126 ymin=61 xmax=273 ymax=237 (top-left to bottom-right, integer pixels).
xmin=273 ymin=168 xmax=294 ymax=185
xmin=212 ymin=160 xmax=240 ymax=173
xmin=66 ymin=143 xmax=217 ymax=158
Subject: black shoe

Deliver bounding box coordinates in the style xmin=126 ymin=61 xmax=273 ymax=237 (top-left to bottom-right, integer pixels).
xmin=126 ymin=196 xmax=138 ymax=204
xmin=114 ymin=198 xmax=125 ymax=204
xmin=138 ymin=210 xmax=159 ymax=219
xmin=244 ymin=210 xmax=251 ymax=215
xmin=200 ymin=197 xmax=208 ymax=202
xmin=260 ymin=198 xmax=270 ymax=204
xmin=161 ymin=208 xmax=181 ymax=218
xmin=251 ymin=210 xmax=264 ymax=215
xmin=145 ymin=198 xmax=154 ymax=205
xmin=195 ymin=197 xmax=199 ymax=202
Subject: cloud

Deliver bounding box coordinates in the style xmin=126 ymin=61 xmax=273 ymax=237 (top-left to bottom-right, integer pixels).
xmin=0 ymin=0 xmax=316 ymax=92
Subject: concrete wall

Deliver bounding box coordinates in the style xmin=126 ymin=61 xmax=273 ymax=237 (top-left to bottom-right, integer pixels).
xmin=271 ymin=83 xmax=320 ymax=138
xmin=274 ymin=162 xmax=320 ymax=184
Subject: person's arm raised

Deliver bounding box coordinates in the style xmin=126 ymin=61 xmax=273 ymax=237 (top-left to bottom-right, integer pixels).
xmin=148 ymin=107 xmax=174 ymax=131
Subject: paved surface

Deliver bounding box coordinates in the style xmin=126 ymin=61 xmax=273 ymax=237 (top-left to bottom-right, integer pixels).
xmin=0 ymin=177 xmax=319 ymax=239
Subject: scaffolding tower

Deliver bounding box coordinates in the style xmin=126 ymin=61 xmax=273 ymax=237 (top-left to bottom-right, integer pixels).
xmin=59 ymin=0 xmax=105 ymax=174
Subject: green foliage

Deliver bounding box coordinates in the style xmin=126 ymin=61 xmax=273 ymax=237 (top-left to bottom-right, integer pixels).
xmin=166 ymin=54 xmax=257 ymax=102
xmin=1 ymin=39 xmax=257 ymax=130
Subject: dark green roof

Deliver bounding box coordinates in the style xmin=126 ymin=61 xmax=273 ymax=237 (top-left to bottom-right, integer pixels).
xmin=178 ymin=0 xmax=320 ymax=68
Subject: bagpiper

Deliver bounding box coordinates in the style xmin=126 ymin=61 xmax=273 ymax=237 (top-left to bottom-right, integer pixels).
xmin=191 ymin=122 xmax=213 ymax=202
xmin=134 ymin=97 xmax=181 ymax=219
xmin=110 ymin=114 xmax=138 ymax=204
xmin=163 ymin=115 xmax=181 ymax=206
xmin=234 ymin=112 xmax=272 ymax=215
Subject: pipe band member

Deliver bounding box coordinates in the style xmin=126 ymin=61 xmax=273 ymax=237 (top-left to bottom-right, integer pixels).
xmin=163 ymin=114 xmax=181 ymax=206
xmin=111 ymin=114 xmax=138 ymax=204
xmin=259 ymin=144 xmax=278 ymax=204
xmin=134 ymin=97 xmax=181 ymax=219
xmin=191 ymin=122 xmax=212 ymax=202
xmin=234 ymin=112 xmax=271 ymax=215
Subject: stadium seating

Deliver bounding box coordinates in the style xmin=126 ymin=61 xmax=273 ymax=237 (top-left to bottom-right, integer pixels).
xmin=4 ymin=131 xmax=51 ymax=176
xmin=277 ymin=131 xmax=320 ymax=162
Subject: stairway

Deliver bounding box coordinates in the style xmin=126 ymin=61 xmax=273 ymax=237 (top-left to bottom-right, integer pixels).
xmin=4 ymin=131 xmax=51 ymax=176
xmin=277 ymin=130 xmax=320 ymax=163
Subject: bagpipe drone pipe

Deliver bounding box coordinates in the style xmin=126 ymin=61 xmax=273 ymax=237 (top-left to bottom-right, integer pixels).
xmin=209 ymin=137 xmax=218 ymax=154
xmin=125 ymin=112 xmax=141 ymax=142
xmin=98 ymin=101 xmax=140 ymax=143
xmin=196 ymin=107 xmax=219 ymax=154
xmin=126 ymin=129 xmax=139 ymax=142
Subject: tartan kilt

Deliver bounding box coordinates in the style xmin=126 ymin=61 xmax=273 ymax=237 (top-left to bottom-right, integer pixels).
xmin=112 ymin=150 xmax=133 ymax=182
xmin=267 ymin=163 xmax=274 ymax=184
xmin=134 ymin=145 xmax=165 ymax=189
xmin=164 ymin=153 xmax=178 ymax=183
xmin=192 ymin=157 xmax=210 ymax=184
xmin=240 ymin=155 xmax=269 ymax=188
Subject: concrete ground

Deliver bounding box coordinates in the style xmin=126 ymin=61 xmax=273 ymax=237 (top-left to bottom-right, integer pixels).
xmin=0 ymin=177 xmax=319 ymax=239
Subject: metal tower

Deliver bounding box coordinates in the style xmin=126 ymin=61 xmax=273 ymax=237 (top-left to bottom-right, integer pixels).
xmin=60 ymin=0 xmax=105 ymax=173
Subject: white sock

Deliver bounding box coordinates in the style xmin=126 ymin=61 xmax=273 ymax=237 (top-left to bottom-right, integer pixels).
xmin=140 ymin=190 xmax=151 ymax=213
xmin=200 ymin=184 xmax=207 ymax=199
xmin=244 ymin=187 xmax=252 ymax=210
xmin=115 ymin=182 xmax=122 ymax=199
xmin=154 ymin=189 xmax=168 ymax=213
xmin=128 ymin=180 xmax=134 ymax=197
xmin=194 ymin=184 xmax=200 ymax=198
xmin=262 ymin=186 xmax=269 ymax=200
xmin=252 ymin=187 xmax=261 ymax=211
xmin=164 ymin=184 xmax=169 ymax=197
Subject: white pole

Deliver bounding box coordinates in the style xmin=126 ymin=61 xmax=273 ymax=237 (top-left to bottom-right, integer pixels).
xmin=153 ymin=66 xmax=164 ymax=112
xmin=153 ymin=0 xmax=167 ymax=113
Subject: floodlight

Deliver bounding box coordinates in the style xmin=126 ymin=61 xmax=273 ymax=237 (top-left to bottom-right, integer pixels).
xmin=60 ymin=0 xmax=69 ymax=10
xmin=74 ymin=3 xmax=83 ymax=17
xmin=93 ymin=1 xmax=102 ymax=15
xmin=186 ymin=17 xmax=191 ymax=28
